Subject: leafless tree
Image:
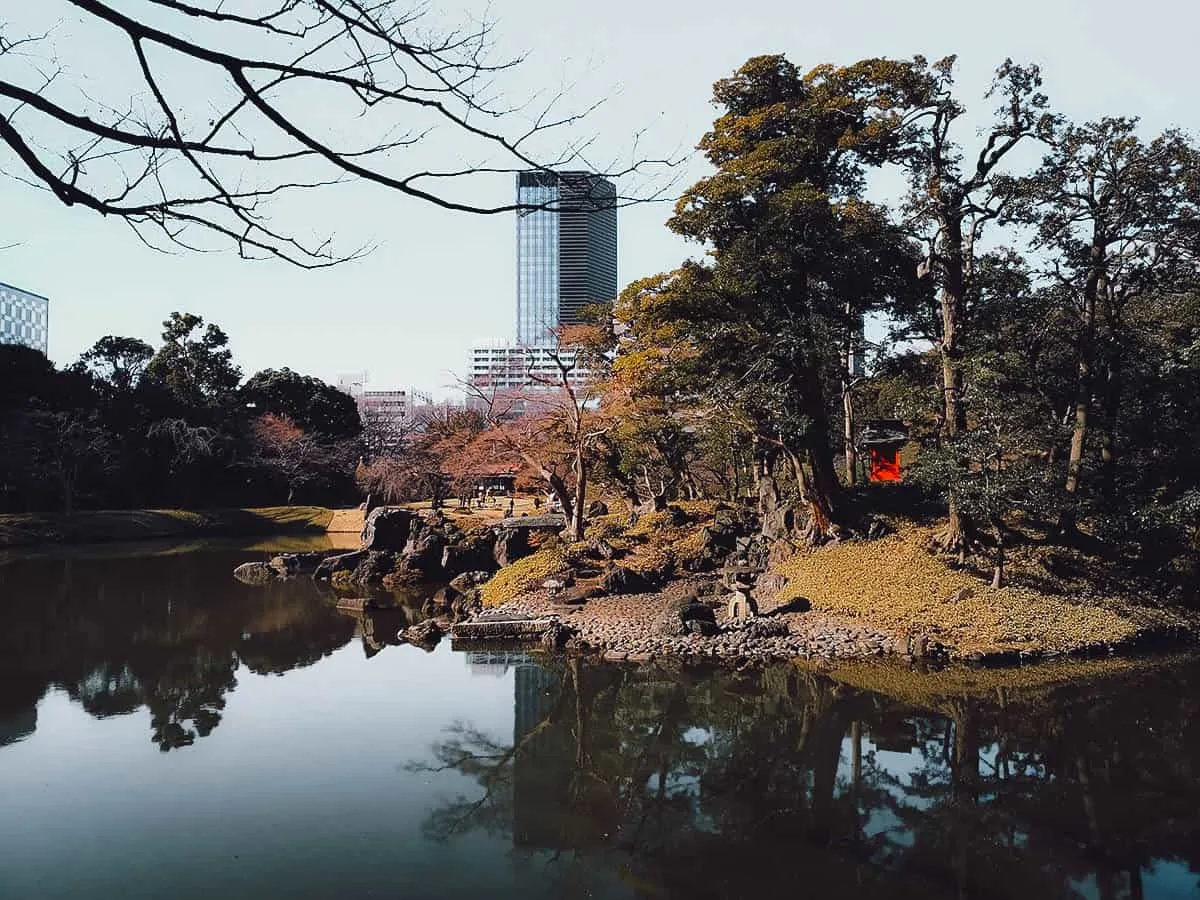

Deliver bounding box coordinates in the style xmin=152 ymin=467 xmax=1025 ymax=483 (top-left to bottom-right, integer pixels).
xmin=0 ymin=1 xmax=675 ymax=266
xmin=461 ymin=329 xmax=609 ymax=540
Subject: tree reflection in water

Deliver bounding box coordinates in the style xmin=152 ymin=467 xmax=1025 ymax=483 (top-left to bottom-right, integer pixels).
xmin=0 ymin=545 xmax=358 ymax=750
xmin=415 ymin=654 xmax=1200 ymax=899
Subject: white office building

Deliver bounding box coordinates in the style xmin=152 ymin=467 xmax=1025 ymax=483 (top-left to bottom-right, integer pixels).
xmin=468 ymin=342 xmax=594 ymax=392
xmin=0 ymin=281 xmax=49 ymax=353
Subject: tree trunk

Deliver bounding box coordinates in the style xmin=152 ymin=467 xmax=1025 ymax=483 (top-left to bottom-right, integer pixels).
xmin=545 ymin=472 xmax=575 ymax=536
xmin=568 ymin=446 xmax=587 ymax=542
xmin=936 ymin=215 xmax=970 ymax=556
xmin=1060 ymin=240 xmax=1105 ymax=536
xmin=1099 ymin=342 xmax=1122 ymax=503
xmin=843 ymin=380 xmax=857 ymax=487
xmin=785 ymin=445 xmax=841 ymax=546
xmin=1060 ymin=348 xmax=1093 ymax=534
xmin=990 ymin=519 xmax=1005 ymax=589
xmin=757 ymin=453 xmax=794 ymax=541
xmin=797 ymin=362 xmax=844 ymax=543
xmin=807 ymin=444 xmax=843 ymax=541
xmin=843 ymin=299 xmax=858 ymax=486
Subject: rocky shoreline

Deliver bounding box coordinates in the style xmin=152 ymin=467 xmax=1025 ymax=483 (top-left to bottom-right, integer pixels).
xmin=484 ymin=581 xmax=905 ymax=664
xmin=469 ymin=586 xmax=1181 ymax=667
xmin=234 ymin=504 xmax=1192 ymax=668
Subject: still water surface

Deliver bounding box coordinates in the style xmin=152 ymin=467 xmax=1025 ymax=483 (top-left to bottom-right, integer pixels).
xmin=1 ymin=540 xmax=1198 ymax=899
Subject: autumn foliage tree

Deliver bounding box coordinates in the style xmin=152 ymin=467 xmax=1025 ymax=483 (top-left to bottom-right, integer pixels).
xmin=250 ymin=412 xmax=353 ymax=505
xmin=462 ymin=326 xmax=610 ymax=540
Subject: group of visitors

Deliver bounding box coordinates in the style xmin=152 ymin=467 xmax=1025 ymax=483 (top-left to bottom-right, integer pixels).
xmin=456 ymin=485 xmax=515 ymax=517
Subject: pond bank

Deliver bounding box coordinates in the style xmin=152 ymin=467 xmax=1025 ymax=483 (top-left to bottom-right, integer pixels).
xmin=0 ymin=506 xmax=345 ymax=549
xmin=481 ymin=582 xmax=1194 ymax=668
xmin=463 ymin=505 xmax=1199 ymax=667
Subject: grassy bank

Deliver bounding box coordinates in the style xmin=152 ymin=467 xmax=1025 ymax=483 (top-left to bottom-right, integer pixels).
xmin=0 ymin=506 xmax=335 ymax=549
xmin=769 ymin=524 xmax=1195 ymax=659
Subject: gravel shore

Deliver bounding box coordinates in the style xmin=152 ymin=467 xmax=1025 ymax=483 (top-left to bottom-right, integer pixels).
xmin=493 ymin=579 xmax=904 ymax=664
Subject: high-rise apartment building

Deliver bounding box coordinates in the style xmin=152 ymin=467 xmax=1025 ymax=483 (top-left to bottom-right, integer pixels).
xmin=515 ymin=171 xmax=618 ymax=345
xmin=0 ymin=281 xmax=49 ymax=354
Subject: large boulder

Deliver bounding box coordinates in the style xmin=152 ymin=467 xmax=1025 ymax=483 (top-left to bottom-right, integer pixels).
xmin=680 ymin=601 xmax=719 ymax=636
xmin=399 ymin=618 xmax=444 ymax=649
xmin=267 ymin=551 xmax=329 ymax=578
xmin=314 ymin=550 xmax=365 ymax=581
xmin=651 ymin=592 xmax=717 ymax=637
xmin=233 ymin=562 xmax=276 ymax=585
xmin=599 ymin=566 xmax=656 ymax=596
xmin=402 ymin=519 xmax=447 ymax=575
xmin=424 ymin=585 xmax=463 ymax=617
xmin=493 ymin=527 xmax=532 ymax=568
xmin=362 ymin=507 xmax=417 ymax=552
xmin=753 ymin=572 xmax=790 ymax=606
xmin=441 ymin=531 xmax=497 ymax=576
xmin=449 ymin=570 xmax=493 ymax=592
xmin=586 ymin=537 xmax=617 ymax=561
xmin=351 ymin=551 xmax=399 ymax=585
xmin=422 ymin=583 xmax=480 ymax=619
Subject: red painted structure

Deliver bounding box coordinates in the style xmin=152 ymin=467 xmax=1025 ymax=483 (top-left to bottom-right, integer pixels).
xmin=868 ymin=446 xmax=903 ymax=482
xmin=860 ymin=420 xmax=908 ymax=483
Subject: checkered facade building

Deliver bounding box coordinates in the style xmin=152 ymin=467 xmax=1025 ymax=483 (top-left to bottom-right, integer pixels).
xmin=0 ymin=282 xmax=49 ymax=353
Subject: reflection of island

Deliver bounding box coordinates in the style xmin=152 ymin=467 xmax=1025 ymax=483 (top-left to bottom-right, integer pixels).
xmin=0 ymin=547 xmax=356 ymax=751
xmin=0 ymin=705 xmax=36 ymax=747
xmin=420 ymin=655 xmax=1200 ymax=899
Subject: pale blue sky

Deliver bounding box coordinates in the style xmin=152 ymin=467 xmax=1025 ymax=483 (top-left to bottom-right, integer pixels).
xmin=1 ymin=0 xmax=1197 ymax=397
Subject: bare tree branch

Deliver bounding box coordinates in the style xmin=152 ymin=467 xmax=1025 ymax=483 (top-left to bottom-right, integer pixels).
xmin=0 ymin=0 xmax=680 ymax=266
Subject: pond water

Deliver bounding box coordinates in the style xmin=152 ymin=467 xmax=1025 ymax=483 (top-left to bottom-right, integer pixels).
xmin=1 ymin=541 xmax=1199 ymax=899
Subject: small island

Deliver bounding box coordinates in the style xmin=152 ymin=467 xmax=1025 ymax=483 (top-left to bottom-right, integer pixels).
xmin=242 ymin=492 xmax=1195 ymax=669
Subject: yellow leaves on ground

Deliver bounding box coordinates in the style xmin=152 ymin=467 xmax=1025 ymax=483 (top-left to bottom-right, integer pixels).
xmin=480 ymin=547 xmax=566 ymax=608
xmin=771 ymin=526 xmax=1143 ymax=656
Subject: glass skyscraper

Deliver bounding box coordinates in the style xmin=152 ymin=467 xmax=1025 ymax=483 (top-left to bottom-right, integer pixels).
xmin=515 ymin=171 xmax=617 ymax=345
xmin=0 ymin=281 xmax=49 ymax=354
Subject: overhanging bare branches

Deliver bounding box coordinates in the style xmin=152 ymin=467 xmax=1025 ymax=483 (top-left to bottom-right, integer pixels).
xmin=0 ymin=0 xmax=677 ymax=266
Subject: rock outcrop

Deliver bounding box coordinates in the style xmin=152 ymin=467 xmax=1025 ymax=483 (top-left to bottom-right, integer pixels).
xmin=238 ymin=505 xmax=574 ymax=595
xmin=493 ymin=528 xmax=531 ymax=568
xmin=267 ymin=552 xmax=329 ymax=577
xmin=361 ymin=507 xmax=417 ymax=551
xmin=600 ymin=566 xmax=657 ymax=596
xmin=233 ymin=562 xmax=275 ymax=585
xmin=314 ymin=550 xmax=365 ymax=581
